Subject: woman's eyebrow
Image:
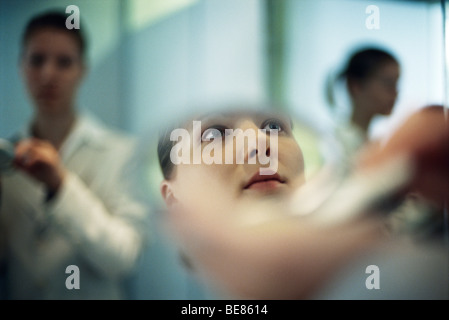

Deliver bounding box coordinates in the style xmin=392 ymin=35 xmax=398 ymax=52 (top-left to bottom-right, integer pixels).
xmin=197 ymin=113 xmax=231 ymax=124
xmin=257 ymin=112 xmax=293 ymax=126
xmin=195 ymin=111 xmax=294 ymax=128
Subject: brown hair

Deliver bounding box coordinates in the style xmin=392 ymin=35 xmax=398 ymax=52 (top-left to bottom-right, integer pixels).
xmin=340 ymin=47 xmax=398 ymax=85
xmin=157 ymin=123 xmax=179 ymax=180
xmin=21 ymin=10 xmax=87 ymax=60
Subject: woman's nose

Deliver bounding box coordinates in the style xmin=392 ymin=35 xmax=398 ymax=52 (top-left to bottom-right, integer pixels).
xmin=40 ymin=61 xmax=58 ymax=83
xmin=238 ymin=121 xmax=270 ymax=163
xmin=247 ymin=148 xmax=258 ymax=161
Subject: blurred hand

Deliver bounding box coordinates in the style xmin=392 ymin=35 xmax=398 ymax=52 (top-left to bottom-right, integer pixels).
xmin=357 ymin=105 xmax=449 ymax=207
xmin=13 ymin=138 xmax=66 ymax=194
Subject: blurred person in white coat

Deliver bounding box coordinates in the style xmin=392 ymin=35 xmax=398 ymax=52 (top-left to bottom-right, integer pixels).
xmin=0 ymin=10 xmax=150 ymax=299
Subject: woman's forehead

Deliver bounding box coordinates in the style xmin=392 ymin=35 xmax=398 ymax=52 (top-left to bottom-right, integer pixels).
xmin=193 ymin=110 xmax=291 ymax=123
xmin=24 ymin=28 xmax=82 ymax=56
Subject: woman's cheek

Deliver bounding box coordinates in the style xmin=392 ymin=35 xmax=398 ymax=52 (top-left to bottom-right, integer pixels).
xmin=279 ymin=140 xmax=304 ymax=174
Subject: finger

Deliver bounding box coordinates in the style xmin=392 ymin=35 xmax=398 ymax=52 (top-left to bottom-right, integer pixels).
xmin=13 ymin=146 xmax=34 ymax=168
xmin=28 ymin=137 xmax=53 ymax=148
xmin=14 ymin=142 xmax=49 ymax=171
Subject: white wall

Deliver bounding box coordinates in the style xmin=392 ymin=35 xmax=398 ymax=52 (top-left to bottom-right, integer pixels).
xmin=123 ymin=0 xmax=266 ymax=135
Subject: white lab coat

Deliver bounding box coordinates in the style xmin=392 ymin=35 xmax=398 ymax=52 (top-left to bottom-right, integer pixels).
xmin=0 ymin=114 xmax=150 ymax=299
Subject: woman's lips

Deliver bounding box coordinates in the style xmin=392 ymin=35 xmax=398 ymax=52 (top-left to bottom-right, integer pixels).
xmin=39 ymin=91 xmax=58 ymax=99
xmin=244 ymin=172 xmax=285 ymax=191
xmin=246 ymin=179 xmax=283 ymax=191
xmin=38 ymin=86 xmax=59 ymax=100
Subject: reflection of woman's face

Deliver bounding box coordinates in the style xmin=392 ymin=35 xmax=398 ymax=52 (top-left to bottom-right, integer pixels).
xmin=161 ymin=111 xmax=305 ymax=214
xmin=352 ymin=62 xmax=400 ymax=115
xmin=21 ymin=28 xmax=84 ymax=116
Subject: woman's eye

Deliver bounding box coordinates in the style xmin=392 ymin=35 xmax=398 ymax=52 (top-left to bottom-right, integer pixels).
xmin=202 ymin=126 xmax=227 ymax=141
xmin=202 ymin=128 xmax=224 ymax=141
xmin=262 ymin=120 xmax=284 ymax=132
xmin=57 ymin=56 xmax=73 ymax=69
xmin=29 ymin=54 xmax=45 ymax=68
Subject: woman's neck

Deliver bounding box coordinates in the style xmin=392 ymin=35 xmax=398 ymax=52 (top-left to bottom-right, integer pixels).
xmin=350 ymin=106 xmax=373 ymax=136
xmin=31 ymin=111 xmax=77 ymax=150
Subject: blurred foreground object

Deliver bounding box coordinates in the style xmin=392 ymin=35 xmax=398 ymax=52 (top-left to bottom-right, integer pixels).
xmin=161 ymin=105 xmax=448 ymax=300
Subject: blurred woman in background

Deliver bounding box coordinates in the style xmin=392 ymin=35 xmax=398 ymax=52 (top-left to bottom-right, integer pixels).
xmin=326 ymin=47 xmax=401 ymax=156
xmin=0 ymin=10 xmax=150 ymax=299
